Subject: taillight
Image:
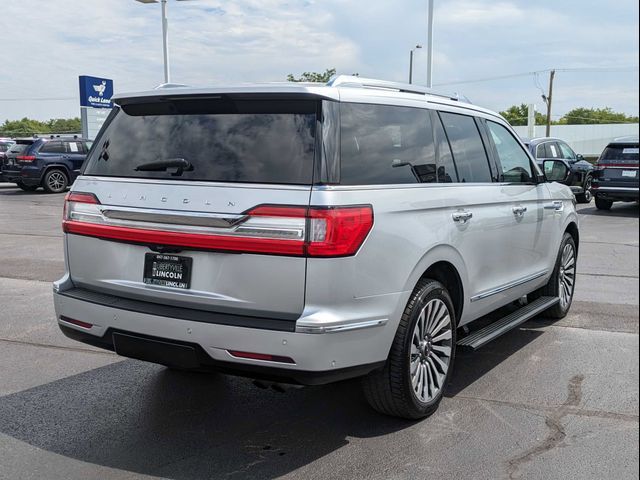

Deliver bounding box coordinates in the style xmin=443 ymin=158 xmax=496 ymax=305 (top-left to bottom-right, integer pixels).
xmin=62 ymin=195 xmax=373 ymax=258
xmin=16 ymin=155 xmax=36 ymax=162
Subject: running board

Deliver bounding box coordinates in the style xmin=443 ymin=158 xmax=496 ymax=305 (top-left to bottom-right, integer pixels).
xmin=457 ymin=296 xmax=560 ymax=351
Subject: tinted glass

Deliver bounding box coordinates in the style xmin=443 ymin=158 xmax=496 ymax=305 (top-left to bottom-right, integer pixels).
xmin=601 ymin=145 xmax=639 ymax=163
xmin=40 ymin=141 xmax=66 ymax=154
xmin=8 ymin=143 xmax=30 ymax=154
xmin=66 ymin=141 xmax=83 ymax=153
xmin=0 ymin=144 xmax=9 ymax=153
xmin=84 ymin=100 xmax=317 ymax=185
xmin=433 ymin=114 xmax=458 ymax=182
xmin=545 ymin=142 xmax=561 ymax=159
xmin=340 ymin=103 xmax=436 ymax=185
xmin=487 ymin=121 xmax=534 ymax=183
xmin=439 ymin=112 xmax=492 ymax=183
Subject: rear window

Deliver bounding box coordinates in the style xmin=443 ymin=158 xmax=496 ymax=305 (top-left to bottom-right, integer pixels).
xmin=8 ymin=142 xmax=31 ymax=154
xmin=84 ymin=99 xmax=318 ymax=185
xmin=601 ymin=144 xmax=639 ymax=162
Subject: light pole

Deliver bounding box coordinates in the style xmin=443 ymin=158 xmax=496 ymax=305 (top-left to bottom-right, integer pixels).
xmin=426 ymin=0 xmax=434 ymax=88
xmin=135 ymin=0 xmax=192 ymax=84
xmin=409 ymin=45 xmax=422 ymax=84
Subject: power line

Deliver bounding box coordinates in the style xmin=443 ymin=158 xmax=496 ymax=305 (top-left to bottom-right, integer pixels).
xmin=434 ymin=65 xmax=639 ymax=87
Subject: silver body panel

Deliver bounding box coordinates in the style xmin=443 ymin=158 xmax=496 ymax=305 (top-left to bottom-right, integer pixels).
xmin=54 ymin=81 xmax=579 ymax=376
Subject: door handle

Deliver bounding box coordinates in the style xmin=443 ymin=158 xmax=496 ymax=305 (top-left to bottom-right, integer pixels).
xmin=544 ymin=201 xmax=564 ymax=212
xmin=512 ymin=206 xmax=528 ymax=216
xmin=452 ymin=211 xmax=473 ymax=224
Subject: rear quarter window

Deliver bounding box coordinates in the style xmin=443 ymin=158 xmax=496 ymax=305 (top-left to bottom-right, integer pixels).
xmin=339 ymin=103 xmax=437 ymax=185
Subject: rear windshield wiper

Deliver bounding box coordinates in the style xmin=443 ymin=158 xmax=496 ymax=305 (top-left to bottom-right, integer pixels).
xmin=134 ymin=158 xmax=194 ymax=176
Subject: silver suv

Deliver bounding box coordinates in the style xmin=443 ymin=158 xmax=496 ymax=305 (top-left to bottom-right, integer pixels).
xmin=53 ymin=76 xmax=579 ymax=419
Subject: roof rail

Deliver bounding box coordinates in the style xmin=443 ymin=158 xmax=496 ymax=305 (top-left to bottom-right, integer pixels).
xmin=154 ymin=83 xmax=190 ymax=90
xmin=327 ymin=75 xmax=469 ymax=103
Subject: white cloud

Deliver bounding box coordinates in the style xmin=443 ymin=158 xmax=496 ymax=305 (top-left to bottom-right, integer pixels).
xmin=0 ymin=0 xmax=637 ymax=121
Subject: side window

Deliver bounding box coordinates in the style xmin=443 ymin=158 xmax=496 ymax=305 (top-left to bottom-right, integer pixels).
xmin=487 ymin=121 xmax=534 ymax=183
xmin=546 ymin=142 xmax=561 ymax=159
xmin=39 ymin=142 xmax=65 ymax=154
xmin=340 ymin=103 xmax=436 ymax=185
xmin=432 ymin=113 xmax=458 ymax=182
xmin=439 ymin=112 xmax=492 ymax=183
xmin=558 ymin=142 xmax=576 ymax=160
xmin=536 ymin=143 xmax=547 ymax=159
xmin=66 ymin=141 xmax=82 ymax=153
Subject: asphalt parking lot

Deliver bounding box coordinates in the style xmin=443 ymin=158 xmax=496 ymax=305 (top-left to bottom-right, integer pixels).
xmin=0 ymin=183 xmax=638 ymax=480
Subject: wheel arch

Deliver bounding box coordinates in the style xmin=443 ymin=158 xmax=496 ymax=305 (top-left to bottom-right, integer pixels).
xmin=403 ymin=245 xmax=468 ymax=326
xmin=42 ymin=163 xmax=71 ymax=180
xmin=565 ymin=221 xmax=580 ymax=253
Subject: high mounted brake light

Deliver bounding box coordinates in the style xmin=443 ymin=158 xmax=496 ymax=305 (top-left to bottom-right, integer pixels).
xmin=62 ymin=195 xmax=373 ymax=258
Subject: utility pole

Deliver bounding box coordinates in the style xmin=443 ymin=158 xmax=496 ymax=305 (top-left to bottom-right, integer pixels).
xmin=545 ymin=69 xmax=555 ymax=137
xmin=426 ymin=0 xmax=434 ymax=88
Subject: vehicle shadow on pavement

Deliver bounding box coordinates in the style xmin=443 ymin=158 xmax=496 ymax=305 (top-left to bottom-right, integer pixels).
xmin=0 ymin=320 xmax=548 ymax=479
xmin=578 ymin=202 xmax=639 ymax=218
xmin=0 ymin=360 xmax=413 ymax=479
xmin=446 ymin=320 xmax=545 ymax=397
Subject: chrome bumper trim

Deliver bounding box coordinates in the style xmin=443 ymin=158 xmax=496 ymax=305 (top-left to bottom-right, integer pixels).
xmin=296 ymin=318 xmax=388 ymax=334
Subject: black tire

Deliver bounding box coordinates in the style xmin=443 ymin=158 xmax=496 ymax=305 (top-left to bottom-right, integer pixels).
xmin=42 ymin=168 xmax=69 ymax=194
xmin=595 ymin=197 xmax=613 ymax=210
xmin=528 ymin=232 xmax=577 ymax=319
xmin=16 ymin=182 xmax=38 ymax=192
xmin=362 ymin=279 xmax=457 ymax=419
xmin=575 ymin=175 xmax=593 ymax=204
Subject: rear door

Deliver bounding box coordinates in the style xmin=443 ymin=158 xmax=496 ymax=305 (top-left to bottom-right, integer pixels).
xmin=66 ymin=96 xmax=318 ymax=322
xmin=63 ymin=140 xmax=87 ymax=176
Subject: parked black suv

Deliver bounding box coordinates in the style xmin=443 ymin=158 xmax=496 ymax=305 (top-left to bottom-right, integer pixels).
xmin=0 ymin=139 xmax=15 ymax=166
xmin=592 ymin=136 xmax=639 ymax=210
xmin=1 ymin=136 xmax=92 ymax=193
xmin=524 ymin=137 xmax=594 ymax=203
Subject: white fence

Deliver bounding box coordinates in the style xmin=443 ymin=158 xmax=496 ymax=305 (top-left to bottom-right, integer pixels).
xmin=512 ymin=123 xmax=639 ymax=156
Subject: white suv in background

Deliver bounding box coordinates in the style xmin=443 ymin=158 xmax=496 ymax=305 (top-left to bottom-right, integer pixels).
xmin=54 ymin=76 xmax=579 ymax=419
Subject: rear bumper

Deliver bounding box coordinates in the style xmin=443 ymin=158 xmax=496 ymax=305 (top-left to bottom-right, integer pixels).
xmin=53 ymin=287 xmax=394 ymax=384
xmin=592 ymin=186 xmax=639 ymax=201
xmin=0 ymin=167 xmax=41 ymax=185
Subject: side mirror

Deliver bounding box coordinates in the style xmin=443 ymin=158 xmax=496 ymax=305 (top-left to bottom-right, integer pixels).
xmin=576 ymin=153 xmax=584 ymax=161
xmin=543 ymin=159 xmax=571 ymax=183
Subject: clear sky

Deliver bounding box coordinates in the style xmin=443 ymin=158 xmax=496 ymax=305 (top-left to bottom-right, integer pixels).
xmin=0 ymin=0 xmax=638 ymax=121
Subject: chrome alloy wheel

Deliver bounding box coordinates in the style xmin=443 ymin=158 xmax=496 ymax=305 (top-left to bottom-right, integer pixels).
xmin=559 ymin=243 xmax=576 ymax=310
xmin=47 ymin=171 xmax=67 ymax=192
xmin=410 ymin=298 xmax=453 ymax=403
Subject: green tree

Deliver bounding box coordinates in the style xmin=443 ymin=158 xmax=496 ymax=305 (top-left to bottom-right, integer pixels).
xmin=0 ymin=117 xmax=81 ymax=136
xmin=47 ymin=117 xmax=81 ymax=133
xmin=287 ymin=68 xmax=337 ymax=83
xmin=499 ymin=104 xmax=547 ymax=126
xmin=558 ymin=107 xmax=639 ymax=125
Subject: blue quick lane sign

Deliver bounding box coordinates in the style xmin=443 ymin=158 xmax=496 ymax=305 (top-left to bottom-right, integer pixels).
xmin=79 ymin=75 xmax=113 ymax=108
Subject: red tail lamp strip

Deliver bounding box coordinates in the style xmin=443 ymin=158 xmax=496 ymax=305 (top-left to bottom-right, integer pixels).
xmin=63 ymin=193 xmax=373 ymax=258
